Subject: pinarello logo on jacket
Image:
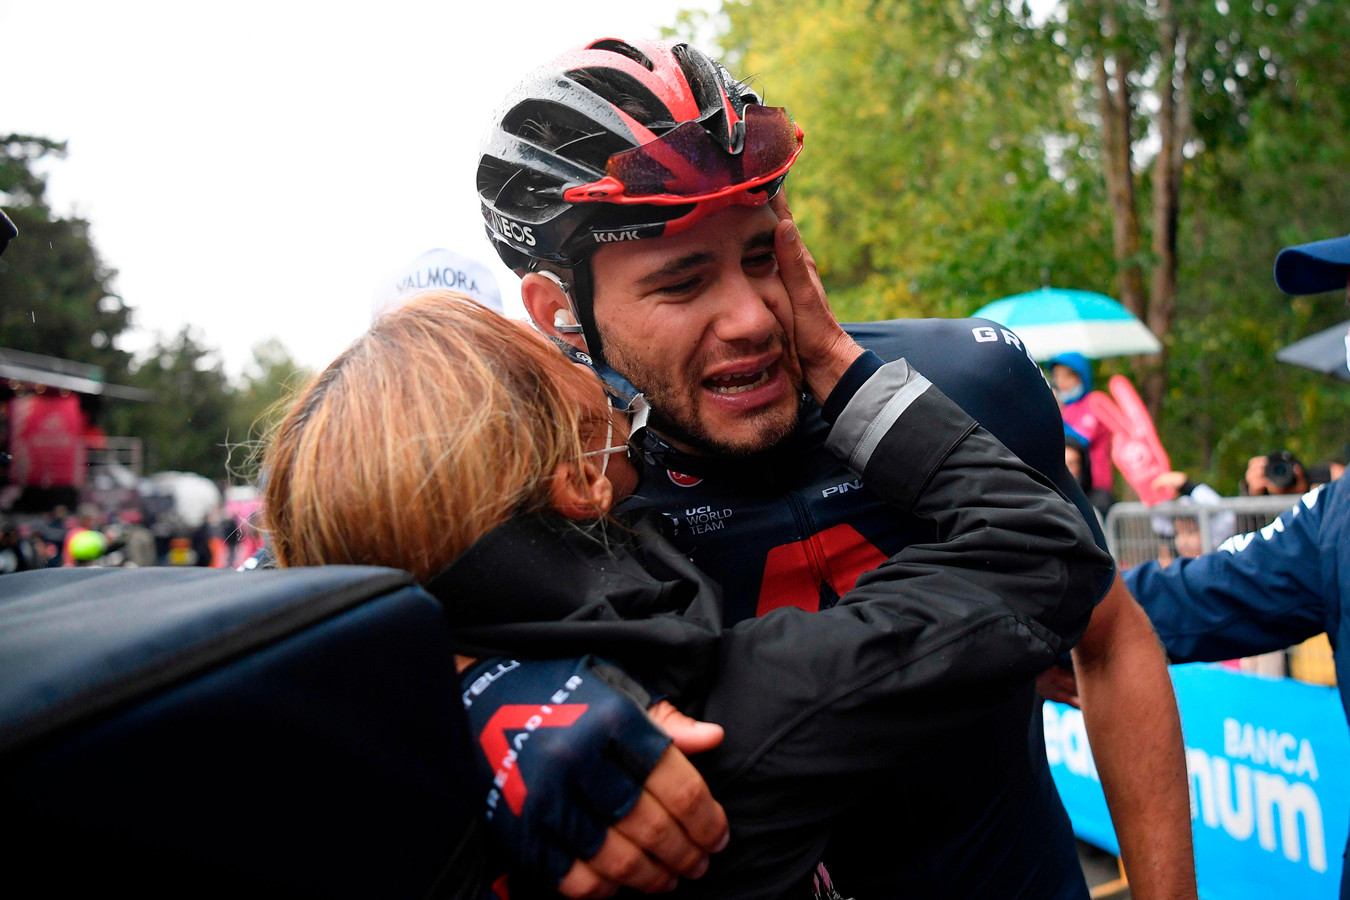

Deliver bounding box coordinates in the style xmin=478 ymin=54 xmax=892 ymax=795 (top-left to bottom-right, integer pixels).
xmin=667 ymin=470 xmax=702 ymax=487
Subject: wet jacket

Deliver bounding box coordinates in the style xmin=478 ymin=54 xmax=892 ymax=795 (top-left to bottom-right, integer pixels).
xmin=1125 ymin=478 xmax=1350 ymax=899
xmin=443 ymin=350 xmax=1112 ymax=898
xmin=620 ymin=318 xmax=1115 ymax=898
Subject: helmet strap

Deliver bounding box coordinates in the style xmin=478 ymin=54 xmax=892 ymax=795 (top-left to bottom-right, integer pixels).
xmin=570 ymin=261 xmax=606 ymax=367
xmin=542 ymin=258 xmax=650 ymax=444
xmin=540 ymin=260 xmax=606 ymax=371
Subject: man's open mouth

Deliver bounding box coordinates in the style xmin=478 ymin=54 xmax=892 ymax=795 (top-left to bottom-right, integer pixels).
xmin=705 ymin=368 xmax=771 ymax=395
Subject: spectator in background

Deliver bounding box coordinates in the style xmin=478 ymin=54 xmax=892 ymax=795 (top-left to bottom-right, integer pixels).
xmin=1149 ymin=470 xmax=1238 ymax=565
xmin=60 ymin=504 xmax=106 ymax=567
xmin=1065 ymin=425 xmax=1112 ymax=518
xmin=0 ymin=518 xmax=40 ymax=573
xmin=1308 ymin=459 xmax=1347 ymax=487
xmin=1049 ymin=353 xmax=1115 ymax=503
xmin=112 ymin=508 xmax=158 ymax=568
xmin=1236 ymin=451 xmax=1312 ymax=537
xmin=37 ymin=505 xmax=70 ymax=567
xmin=66 ymin=528 xmax=108 ymax=567
xmin=1127 ymin=230 xmax=1350 ymax=898
xmin=1242 ymin=449 xmax=1309 ymax=497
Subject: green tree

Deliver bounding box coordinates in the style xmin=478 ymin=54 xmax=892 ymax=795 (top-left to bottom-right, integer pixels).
xmin=0 ymin=134 xmax=320 ymax=485
xmin=1051 ymin=0 xmax=1346 ymax=415
xmin=106 ymin=326 xmax=235 ymax=479
xmin=1155 ymin=0 xmax=1350 ymax=484
xmin=717 ymin=0 xmax=1109 ymax=322
xmin=706 ymin=0 xmax=1350 ymax=487
xmin=226 ymin=338 xmax=312 ymax=482
xmin=0 ymin=134 xmax=132 ymax=378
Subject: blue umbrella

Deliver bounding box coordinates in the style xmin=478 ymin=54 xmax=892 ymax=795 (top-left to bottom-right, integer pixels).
xmin=971 ymin=287 xmax=1163 ymax=361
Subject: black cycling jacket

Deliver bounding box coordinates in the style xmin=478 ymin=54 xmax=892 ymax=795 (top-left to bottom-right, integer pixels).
xmin=443 ymin=348 xmax=1112 ymax=898
xmin=618 ymin=318 xmax=1114 ymax=899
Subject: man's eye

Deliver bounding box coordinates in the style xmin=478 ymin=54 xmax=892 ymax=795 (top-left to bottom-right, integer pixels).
xmin=657 ymin=278 xmax=700 ymax=296
xmin=745 ymin=253 xmax=778 ymax=273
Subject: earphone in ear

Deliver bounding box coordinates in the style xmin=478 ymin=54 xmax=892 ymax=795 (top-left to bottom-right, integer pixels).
xmin=538 ymin=270 xmax=585 ymax=334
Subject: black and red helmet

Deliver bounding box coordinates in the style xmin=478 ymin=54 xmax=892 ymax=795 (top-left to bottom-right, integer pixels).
xmin=477 ymin=37 xmax=804 ymax=273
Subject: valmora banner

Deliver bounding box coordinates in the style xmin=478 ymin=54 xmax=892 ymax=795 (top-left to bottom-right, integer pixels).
xmin=9 ymin=395 xmax=88 ymax=488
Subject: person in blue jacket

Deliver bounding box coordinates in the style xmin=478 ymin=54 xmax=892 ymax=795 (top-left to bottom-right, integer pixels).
xmin=1125 ymin=230 xmax=1350 ymax=898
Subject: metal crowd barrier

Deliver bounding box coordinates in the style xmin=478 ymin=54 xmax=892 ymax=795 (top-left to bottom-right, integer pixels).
xmin=1105 ymin=494 xmax=1336 ymax=686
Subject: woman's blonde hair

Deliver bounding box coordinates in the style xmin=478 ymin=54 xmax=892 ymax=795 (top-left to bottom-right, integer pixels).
xmin=263 ymin=291 xmax=605 ymax=581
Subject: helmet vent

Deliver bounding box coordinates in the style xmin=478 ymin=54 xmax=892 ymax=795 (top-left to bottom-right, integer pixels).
xmin=567 ymin=68 xmax=674 ymax=132
xmin=587 ymin=39 xmax=655 ymax=71
xmin=502 ymin=99 xmax=630 ymax=172
xmin=671 ymin=44 xmax=724 ymax=114
xmin=478 ymin=157 xmax=561 ymax=219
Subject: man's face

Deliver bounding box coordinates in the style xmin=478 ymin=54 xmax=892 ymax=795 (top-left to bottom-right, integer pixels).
xmin=1052 ymin=364 xmax=1082 ymax=394
xmin=1174 ymin=518 xmax=1203 ymax=559
xmin=589 ymin=205 xmax=803 ymax=456
xmin=1064 ymin=445 xmax=1082 ymax=480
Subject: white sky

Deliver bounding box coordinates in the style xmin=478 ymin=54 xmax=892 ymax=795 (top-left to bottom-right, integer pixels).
xmin=1 ymin=0 xmax=722 ymax=377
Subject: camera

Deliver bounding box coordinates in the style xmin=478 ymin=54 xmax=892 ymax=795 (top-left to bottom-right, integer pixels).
xmin=1265 ymin=450 xmax=1302 ymax=490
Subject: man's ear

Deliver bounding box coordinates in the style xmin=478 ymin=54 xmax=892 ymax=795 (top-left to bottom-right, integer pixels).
xmin=550 ymin=460 xmax=613 ymax=520
xmin=523 ymin=272 xmax=586 ymax=351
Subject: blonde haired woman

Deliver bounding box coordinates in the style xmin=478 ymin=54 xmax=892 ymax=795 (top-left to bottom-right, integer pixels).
xmin=264 ymin=291 xmax=1111 ymax=899
xmin=266 ymin=290 xmax=637 ymax=581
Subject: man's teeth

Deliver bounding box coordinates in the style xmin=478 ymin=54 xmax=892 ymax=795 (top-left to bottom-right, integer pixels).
xmin=708 ymin=369 xmax=770 ymax=394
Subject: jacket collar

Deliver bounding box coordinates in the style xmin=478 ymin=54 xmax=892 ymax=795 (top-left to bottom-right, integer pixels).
xmin=423 ymin=512 xmax=723 ymax=703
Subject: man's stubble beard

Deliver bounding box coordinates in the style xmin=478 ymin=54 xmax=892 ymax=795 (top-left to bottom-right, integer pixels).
xmin=600 ymin=331 xmax=802 ymax=458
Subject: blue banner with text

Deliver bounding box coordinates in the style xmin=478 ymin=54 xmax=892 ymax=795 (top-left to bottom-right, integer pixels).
xmin=1046 ymin=663 xmax=1348 ymax=899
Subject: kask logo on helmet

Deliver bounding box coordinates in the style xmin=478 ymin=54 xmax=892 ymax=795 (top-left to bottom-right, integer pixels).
xmin=494 ymin=212 xmax=536 ymax=247
xmin=593 ymin=229 xmax=641 ymax=243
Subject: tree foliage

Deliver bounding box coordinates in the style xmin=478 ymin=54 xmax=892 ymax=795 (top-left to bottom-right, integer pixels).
xmin=709 ymin=0 xmax=1350 ymax=488
xmin=104 ymin=326 xmax=235 ymax=478
xmin=226 ymin=338 xmax=313 ymax=481
xmin=0 ymin=134 xmax=132 ymax=378
xmin=717 ymin=0 xmax=1112 ymax=322
xmin=1 ymin=138 xmax=310 ymax=483
xmin=1158 ymin=0 xmax=1350 ymax=486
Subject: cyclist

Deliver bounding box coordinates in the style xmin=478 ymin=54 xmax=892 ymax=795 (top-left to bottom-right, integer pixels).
xmin=474 ymin=37 xmax=1193 ymax=898
xmin=264 ymin=294 xmax=1111 ymax=897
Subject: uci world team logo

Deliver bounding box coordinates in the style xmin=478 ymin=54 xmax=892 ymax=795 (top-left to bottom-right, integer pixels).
xmin=667 ymin=470 xmax=702 ymax=488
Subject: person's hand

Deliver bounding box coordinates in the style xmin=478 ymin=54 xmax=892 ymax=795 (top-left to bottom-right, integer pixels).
xmin=459 ymin=657 xmax=728 ymax=898
xmin=557 ymin=703 xmax=729 ymax=898
xmin=648 ymin=699 xmax=726 ymax=755
xmin=770 ymin=188 xmax=863 ymax=404
xmin=1244 ymin=456 xmax=1271 ymax=495
xmin=1150 ymin=470 xmax=1189 ymax=501
xmin=1037 ymin=664 xmax=1081 ymax=708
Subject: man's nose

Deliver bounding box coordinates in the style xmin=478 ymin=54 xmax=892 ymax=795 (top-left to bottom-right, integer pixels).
xmin=709 ymin=274 xmax=778 ymax=347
